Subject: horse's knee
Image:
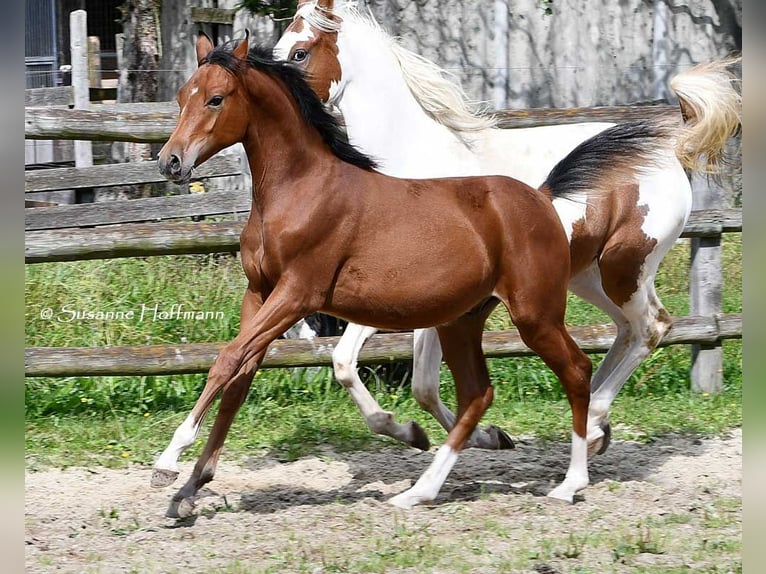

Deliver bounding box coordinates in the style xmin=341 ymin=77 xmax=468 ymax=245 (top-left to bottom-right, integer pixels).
xmin=332 ymin=347 xmax=357 ymax=387
xmin=209 ymin=344 xmax=247 ymax=380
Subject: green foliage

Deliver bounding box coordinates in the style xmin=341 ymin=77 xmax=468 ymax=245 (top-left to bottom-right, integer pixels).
xmin=237 ymin=0 xmax=299 ymax=19
xmin=540 ymin=0 xmax=555 ymax=16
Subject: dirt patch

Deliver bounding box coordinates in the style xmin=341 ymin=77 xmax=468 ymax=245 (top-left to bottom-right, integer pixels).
xmin=25 ymin=429 xmax=741 ymax=573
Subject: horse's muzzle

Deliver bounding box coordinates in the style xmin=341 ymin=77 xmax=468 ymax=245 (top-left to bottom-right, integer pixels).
xmin=157 ymin=149 xmax=192 ymax=184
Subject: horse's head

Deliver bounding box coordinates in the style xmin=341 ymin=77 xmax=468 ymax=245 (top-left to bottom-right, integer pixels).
xmin=273 ymin=0 xmax=345 ymax=105
xmin=158 ymin=32 xmax=251 ymax=184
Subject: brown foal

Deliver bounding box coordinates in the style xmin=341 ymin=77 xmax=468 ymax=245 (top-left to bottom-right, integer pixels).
xmin=154 ymin=33 xmax=591 ymax=516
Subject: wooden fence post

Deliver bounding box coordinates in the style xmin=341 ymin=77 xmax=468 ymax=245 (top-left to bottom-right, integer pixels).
xmin=87 ymin=36 xmax=102 ymax=89
xmin=70 ymin=10 xmax=94 ymax=203
xmin=689 ymin=172 xmax=724 ymax=393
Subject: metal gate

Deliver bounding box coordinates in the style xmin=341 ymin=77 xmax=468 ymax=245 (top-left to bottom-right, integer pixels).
xmin=25 ymin=0 xmax=59 ymax=88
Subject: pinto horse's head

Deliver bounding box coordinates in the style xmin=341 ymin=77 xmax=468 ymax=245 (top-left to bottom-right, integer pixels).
xmin=158 ymin=32 xmax=251 ymax=184
xmin=272 ymin=0 xmax=345 ymax=105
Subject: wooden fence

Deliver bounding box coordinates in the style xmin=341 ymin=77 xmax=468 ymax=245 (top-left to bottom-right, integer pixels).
xmin=24 ymin=94 xmax=742 ymax=393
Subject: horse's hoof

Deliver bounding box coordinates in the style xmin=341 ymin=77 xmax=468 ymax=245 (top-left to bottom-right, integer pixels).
xmin=151 ymin=468 xmax=179 ymax=488
xmin=166 ymin=496 xmax=196 ymax=519
xmin=388 ymin=490 xmax=427 ymax=510
xmin=596 ymin=421 xmax=611 ymax=455
xmin=486 ymin=425 xmax=515 ymax=450
xmin=587 ymin=421 xmax=612 ymax=458
xmin=546 ymin=489 xmax=575 ymax=504
xmin=408 ymin=421 xmax=430 ymax=451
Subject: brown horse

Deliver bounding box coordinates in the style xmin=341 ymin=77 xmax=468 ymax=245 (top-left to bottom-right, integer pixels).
xmin=154 ymin=32 xmax=591 ymax=516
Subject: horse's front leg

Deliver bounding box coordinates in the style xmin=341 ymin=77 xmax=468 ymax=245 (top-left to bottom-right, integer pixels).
xmin=157 ymin=284 xmax=309 ymax=518
xmin=151 ymin=287 xmax=263 ymax=489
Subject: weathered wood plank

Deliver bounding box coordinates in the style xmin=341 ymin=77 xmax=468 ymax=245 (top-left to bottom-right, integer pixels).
xmin=191 ymin=7 xmax=237 ymax=24
xmin=689 ymin=174 xmax=726 ymax=394
xmin=25 ymin=106 xmax=178 ymax=143
xmin=25 ymin=155 xmax=241 ymax=193
xmin=24 ymin=313 xmax=741 ymax=377
xmin=25 ymin=86 xmax=73 ymax=107
xmin=493 ymin=104 xmax=678 ymax=128
xmin=25 ymin=221 xmax=243 ymax=263
xmin=25 ymin=189 xmax=251 ymax=230
xmin=25 ymin=102 xmax=680 ymax=142
xmin=680 ymin=208 xmax=742 ymax=237
xmin=25 ymin=209 xmax=740 ymax=263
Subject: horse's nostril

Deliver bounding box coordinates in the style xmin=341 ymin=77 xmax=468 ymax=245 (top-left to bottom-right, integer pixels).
xmin=169 ymin=154 xmax=181 ymax=172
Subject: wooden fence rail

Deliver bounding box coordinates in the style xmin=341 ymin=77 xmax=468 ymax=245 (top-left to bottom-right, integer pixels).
xmin=24 ymin=154 xmax=240 ymax=194
xmin=24 ymin=208 xmax=741 ymax=264
xmin=25 ymin=313 xmax=741 ymax=377
xmin=25 ymin=102 xmax=680 ymax=142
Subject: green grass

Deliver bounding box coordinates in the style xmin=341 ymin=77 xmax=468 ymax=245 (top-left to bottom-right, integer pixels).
xmin=24 ymin=235 xmax=742 ymax=468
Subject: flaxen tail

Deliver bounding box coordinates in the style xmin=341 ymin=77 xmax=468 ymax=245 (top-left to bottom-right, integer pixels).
xmin=670 ymin=57 xmax=741 ymax=173
xmin=541 ymin=57 xmax=741 ymax=199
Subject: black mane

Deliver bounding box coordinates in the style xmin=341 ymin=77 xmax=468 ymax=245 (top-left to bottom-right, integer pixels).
xmin=202 ymin=41 xmax=377 ymax=171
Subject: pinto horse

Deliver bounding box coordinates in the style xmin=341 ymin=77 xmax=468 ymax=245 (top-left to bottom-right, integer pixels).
xmin=274 ymin=0 xmax=742 ymax=454
xmin=154 ymin=32 xmax=592 ymax=515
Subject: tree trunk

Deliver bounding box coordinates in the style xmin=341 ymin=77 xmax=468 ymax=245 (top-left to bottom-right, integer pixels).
xmin=117 ymin=0 xmax=161 ymax=197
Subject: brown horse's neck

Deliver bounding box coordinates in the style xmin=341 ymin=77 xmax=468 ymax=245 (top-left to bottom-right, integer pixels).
xmin=240 ymin=69 xmax=342 ymax=212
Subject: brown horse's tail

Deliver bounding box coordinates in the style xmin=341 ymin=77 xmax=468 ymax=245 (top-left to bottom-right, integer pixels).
xmin=669 ymin=56 xmax=741 ymax=173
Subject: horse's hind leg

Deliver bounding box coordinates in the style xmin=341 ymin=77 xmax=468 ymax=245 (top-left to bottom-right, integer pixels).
xmin=501 ymin=275 xmax=592 ymax=503
xmin=583 ymin=232 xmax=675 ymax=456
xmin=411 ymin=328 xmax=514 ymax=450
xmin=332 ymin=323 xmax=430 ymax=450
xmin=516 ymin=315 xmax=592 ymax=502
xmin=586 ymin=256 xmax=672 ymax=452
xmin=389 ymin=305 xmax=496 ymax=509
xmin=568 ymin=264 xmax=633 ymax=456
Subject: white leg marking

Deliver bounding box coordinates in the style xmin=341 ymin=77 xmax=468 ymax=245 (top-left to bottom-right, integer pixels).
xmin=282 ymin=318 xmax=317 ymax=341
xmin=388 ymin=445 xmax=458 ymax=509
xmin=411 ymin=328 xmax=452 ymax=425
xmin=154 ymin=413 xmax=201 ymax=472
xmin=333 ymin=323 xmax=378 ymax=409
xmin=332 ymin=324 xmax=396 ymax=430
xmin=547 ymin=432 xmax=589 ymax=503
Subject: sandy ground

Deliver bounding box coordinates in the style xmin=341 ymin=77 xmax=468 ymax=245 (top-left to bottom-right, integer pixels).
xmin=25 ymin=429 xmax=741 ymax=573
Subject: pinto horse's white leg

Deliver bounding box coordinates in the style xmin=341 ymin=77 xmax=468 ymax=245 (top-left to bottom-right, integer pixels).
xmin=388 ymin=444 xmax=459 ymax=509
xmin=588 ymin=284 xmax=672 ymax=438
xmin=547 ymin=431 xmax=590 ymax=502
xmin=333 ymin=323 xmax=430 ymax=450
xmin=568 ymin=266 xmax=632 ymax=455
xmin=411 ymin=328 xmax=514 ymax=450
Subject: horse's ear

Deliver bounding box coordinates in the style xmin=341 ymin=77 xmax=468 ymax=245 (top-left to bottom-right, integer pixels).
xmin=316 ymin=0 xmax=335 ymax=10
xmin=196 ymin=31 xmax=214 ymax=65
xmin=233 ymin=29 xmax=250 ymax=60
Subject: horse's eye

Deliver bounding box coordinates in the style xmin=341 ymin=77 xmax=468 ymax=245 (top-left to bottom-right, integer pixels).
xmin=207 ymin=95 xmax=224 ymax=107
xmin=291 ymin=49 xmax=308 ymax=62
